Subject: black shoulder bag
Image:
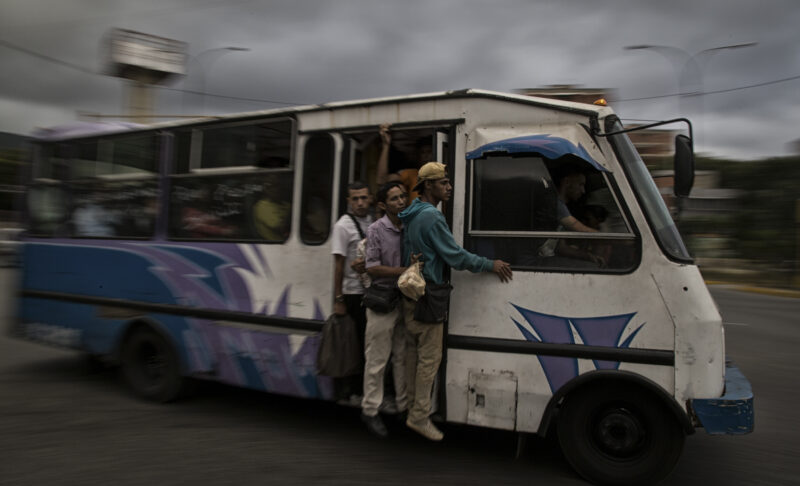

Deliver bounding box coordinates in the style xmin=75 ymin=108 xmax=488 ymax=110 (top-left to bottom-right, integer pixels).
xmin=363 ymin=283 xmax=401 ymax=313
xmin=406 ymin=238 xmax=453 ymax=324
xmin=413 ymin=282 xmax=453 ymax=323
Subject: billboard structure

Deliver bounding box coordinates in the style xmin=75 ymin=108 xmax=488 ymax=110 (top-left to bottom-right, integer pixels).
xmin=104 ymin=29 xmax=187 ymax=123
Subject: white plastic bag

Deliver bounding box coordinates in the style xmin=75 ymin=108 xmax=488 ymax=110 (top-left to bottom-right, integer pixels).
xmin=398 ymin=261 xmax=426 ymax=301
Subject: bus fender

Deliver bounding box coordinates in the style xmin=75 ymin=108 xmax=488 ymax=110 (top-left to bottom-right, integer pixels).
xmin=536 ymin=369 xmax=695 ymax=436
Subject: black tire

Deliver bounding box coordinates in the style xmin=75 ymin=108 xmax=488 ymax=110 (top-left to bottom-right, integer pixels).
xmin=557 ymin=383 xmax=685 ymax=486
xmin=121 ymin=327 xmax=183 ymax=403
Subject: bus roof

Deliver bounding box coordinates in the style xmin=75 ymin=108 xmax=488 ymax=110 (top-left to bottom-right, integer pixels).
xmin=30 ymin=89 xmax=613 ymax=141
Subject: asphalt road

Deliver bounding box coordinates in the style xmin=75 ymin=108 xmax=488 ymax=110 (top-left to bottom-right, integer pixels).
xmin=1 ymin=268 xmax=798 ymax=485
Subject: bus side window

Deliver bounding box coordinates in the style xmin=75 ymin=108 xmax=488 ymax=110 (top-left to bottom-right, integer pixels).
xmin=300 ymin=134 xmax=335 ymax=245
xmin=28 ymin=143 xmax=71 ymax=237
xmin=70 ymin=180 xmax=158 ymax=238
xmin=63 ymin=134 xmax=159 ymax=239
xmin=174 ymin=119 xmax=293 ymax=172
xmin=465 ymin=154 xmax=639 ymax=272
xmin=167 ymin=118 xmax=296 ymax=242
xmin=28 ymin=184 xmax=69 ymax=237
xmin=168 ymin=172 xmax=292 ymax=242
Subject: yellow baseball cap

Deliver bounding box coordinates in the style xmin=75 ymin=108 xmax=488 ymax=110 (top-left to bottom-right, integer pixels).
xmin=413 ymin=162 xmax=447 ymax=191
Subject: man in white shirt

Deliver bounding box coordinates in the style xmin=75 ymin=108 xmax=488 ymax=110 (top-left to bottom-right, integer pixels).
xmin=331 ymin=181 xmax=374 ymax=401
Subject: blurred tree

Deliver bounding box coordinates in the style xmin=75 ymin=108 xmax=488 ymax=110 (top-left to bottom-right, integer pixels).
xmin=683 ymin=155 xmax=800 ymax=269
xmin=0 ymin=148 xmax=27 ymax=222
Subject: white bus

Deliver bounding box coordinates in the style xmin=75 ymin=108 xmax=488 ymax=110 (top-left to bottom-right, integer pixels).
xmin=16 ymin=89 xmax=753 ymax=485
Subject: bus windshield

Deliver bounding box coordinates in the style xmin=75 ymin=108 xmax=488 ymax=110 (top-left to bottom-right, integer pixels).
xmin=607 ymin=119 xmax=693 ymax=263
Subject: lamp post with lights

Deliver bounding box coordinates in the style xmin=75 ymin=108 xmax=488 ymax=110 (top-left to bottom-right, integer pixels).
xmin=624 ymin=42 xmax=756 ymax=150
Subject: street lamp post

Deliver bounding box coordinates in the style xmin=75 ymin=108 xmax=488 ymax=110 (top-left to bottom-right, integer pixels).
xmin=182 ymin=46 xmax=250 ymax=115
xmin=624 ymin=43 xmax=756 ymax=150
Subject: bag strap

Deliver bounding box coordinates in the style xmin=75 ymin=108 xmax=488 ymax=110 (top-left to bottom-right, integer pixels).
xmin=346 ymin=213 xmax=366 ymax=240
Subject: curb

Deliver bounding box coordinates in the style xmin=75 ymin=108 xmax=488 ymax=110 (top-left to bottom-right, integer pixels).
xmin=706 ymin=281 xmax=800 ymax=299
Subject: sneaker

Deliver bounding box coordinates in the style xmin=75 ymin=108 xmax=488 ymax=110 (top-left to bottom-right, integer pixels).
xmin=361 ymin=413 xmax=388 ymax=438
xmin=406 ymin=418 xmax=444 ymax=441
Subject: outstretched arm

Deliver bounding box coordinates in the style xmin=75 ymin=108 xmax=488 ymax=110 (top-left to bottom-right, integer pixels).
xmin=375 ymin=124 xmax=391 ymax=185
xmin=561 ymin=215 xmax=598 ymax=233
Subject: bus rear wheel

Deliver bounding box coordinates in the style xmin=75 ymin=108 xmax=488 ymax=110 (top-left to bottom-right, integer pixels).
xmin=557 ymin=383 xmax=684 ymax=486
xmin=121 ymin=327 xmax=183 ymax=403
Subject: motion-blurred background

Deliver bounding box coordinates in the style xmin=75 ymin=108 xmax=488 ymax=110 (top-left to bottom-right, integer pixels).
xmin=1 ymin=0 xmax=798 ymax=286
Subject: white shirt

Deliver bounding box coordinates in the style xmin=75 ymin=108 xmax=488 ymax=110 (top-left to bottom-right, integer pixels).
xmin=331 ymin=213 xmax=373 ymax=294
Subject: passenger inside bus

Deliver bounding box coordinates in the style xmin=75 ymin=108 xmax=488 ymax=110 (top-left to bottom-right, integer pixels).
xmin=552 ymin=163 xmax=598 ymax=233
xmin=180 ymin=185 xmax=236 ymax=238
xmin=72 ymin=191 xmax=117 ymax=238
xmin=252 ymin=175 xmax=291 ymax=242
xmin=464 ymin=149 xmax=640 ymax=271
xmin=540 ymin=163 xmax=608 ymax=267
xmin=376 ymin=124 xmax=433 ymax=201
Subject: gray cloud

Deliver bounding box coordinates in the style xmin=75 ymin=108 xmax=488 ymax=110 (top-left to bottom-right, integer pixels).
xmin=1 ymin=0 xmax=799 ymax=158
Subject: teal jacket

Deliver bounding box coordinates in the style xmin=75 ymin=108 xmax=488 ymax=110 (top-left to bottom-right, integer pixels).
xmin=399 ymin=199 xmax=493 ymax=284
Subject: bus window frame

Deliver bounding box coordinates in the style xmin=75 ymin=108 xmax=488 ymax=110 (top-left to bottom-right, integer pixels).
xmin=604 ymin=115 xmax=694 ymax=264
xmin=174 ymin=116 xmax=296 ymax=174
xmin=164 ymin=117 xmax=297 ymax=243
xmin=464 ymin=153 xmax=642 ymax=274
xmin=67 ymin=132 xmax=161 ymax=181
xmin=299 ymin=132 xmax=337 ymax=246
xmin=333 ymin=122 xmax=458 ymax=217
xmin=27 ymin=132 xmax=162 ymax=240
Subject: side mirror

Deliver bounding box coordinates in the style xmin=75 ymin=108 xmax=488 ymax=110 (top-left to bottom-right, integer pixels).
xmin=673 ymin=134 xmax=695 ymax=198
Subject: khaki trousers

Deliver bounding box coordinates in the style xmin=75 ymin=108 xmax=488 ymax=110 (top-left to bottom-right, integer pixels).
xmin=402 ymin=298 xmax=444 ymax=424
xmin=361 ymin=306 xmax=407 ymax=417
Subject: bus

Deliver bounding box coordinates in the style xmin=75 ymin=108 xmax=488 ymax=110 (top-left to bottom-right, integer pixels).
xmin=13 ymin=90 xmax=753 ymax=485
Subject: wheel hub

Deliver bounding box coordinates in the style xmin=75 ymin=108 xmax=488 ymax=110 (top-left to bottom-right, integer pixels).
xmin=593 ymin=408 xmax=645 ymax=458
xmin=138 ymin=343 xmax=165 ymax=382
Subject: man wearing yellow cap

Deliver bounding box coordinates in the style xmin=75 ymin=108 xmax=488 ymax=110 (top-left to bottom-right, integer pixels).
xmin=398 ymin=162 xmax=513 ymax=441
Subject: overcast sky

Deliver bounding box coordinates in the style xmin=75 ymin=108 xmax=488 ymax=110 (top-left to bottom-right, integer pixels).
xmin=1 ymin=0 xmax=798 ymax=159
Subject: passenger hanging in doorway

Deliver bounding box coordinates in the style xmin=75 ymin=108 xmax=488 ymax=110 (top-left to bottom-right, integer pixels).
xmin=331 ymin=181 xmax=374 ymax=403
xmin=360 ymin=182 xmax=412 ymax=438
xmin=399 ymin=162 xmax=512 ymax=441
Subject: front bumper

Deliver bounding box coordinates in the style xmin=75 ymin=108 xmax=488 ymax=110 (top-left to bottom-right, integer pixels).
xmin=690 ymin=360 xmax=754 ymax=435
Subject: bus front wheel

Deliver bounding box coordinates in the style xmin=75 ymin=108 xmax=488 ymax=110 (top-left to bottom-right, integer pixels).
xmin=557 ymin=383 xmax=684 ymax=486
xmin=121 ymin=327 xmax=183 ymax=403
